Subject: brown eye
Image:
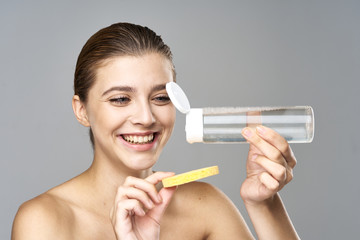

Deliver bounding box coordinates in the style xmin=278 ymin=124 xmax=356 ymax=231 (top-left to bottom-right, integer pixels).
xmin=109 ymin=96 xmax=130 ymax=105
xmin=153 ymin=95 xmax=170 ymax=104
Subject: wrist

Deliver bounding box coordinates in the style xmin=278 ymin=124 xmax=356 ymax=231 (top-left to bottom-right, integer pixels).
xmin=242 ymin=193 xmax=279 ymax=210
xmin=243 ymin=193 xmax=300 ymax=239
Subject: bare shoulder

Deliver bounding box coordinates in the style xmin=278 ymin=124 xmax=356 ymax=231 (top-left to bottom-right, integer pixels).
xmin=171 ymin=182 xmax=254 ymax=240
xmin=12 ymin=191 xmax=73 ymax=240
xmin=175 ymin=181 xmax=236 ymax=209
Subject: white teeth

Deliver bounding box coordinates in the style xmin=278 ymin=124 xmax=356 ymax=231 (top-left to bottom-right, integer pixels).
xmin=123 ymin=133 xmax=154 ymax=144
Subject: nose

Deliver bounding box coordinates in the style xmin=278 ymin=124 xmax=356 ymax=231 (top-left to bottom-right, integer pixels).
xmin=130 ymin=101 xmax=156 ymax=127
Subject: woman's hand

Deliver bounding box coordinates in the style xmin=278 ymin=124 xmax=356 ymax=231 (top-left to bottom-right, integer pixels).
xmin=240 ymin=125 xmax=297 ymax=205
xmin=110 ymin=172 xmax=177 ymax=240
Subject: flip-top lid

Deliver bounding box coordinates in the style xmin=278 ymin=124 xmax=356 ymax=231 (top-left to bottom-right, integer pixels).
xmin=166 ymin=82 xmax=191 ymax=114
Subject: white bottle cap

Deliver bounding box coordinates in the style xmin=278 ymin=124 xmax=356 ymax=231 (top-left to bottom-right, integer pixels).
xmin=166 ymin=82 xmax=191 ymax=114
xmin=166 ymin=82 xmax=203 ymax=143
xmin=186 ymin=108 xmax=204 ymax=143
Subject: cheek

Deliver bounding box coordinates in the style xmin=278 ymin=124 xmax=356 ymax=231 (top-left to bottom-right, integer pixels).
xmin=87 ymin=104 xmax=127 ymax=133
xmin=157 ymin=106 xmax=176 ymax=128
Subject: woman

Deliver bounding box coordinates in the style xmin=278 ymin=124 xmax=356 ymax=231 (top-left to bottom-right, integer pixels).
xmin=12 ymin=22 xmax=299 ymax=239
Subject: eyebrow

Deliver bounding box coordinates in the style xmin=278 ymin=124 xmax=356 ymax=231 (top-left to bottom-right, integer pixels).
xmin=101 ymin=84 xmax=167 ymax=97
xmin=151 ymin=84 xmax=166 ymax=92
xmin=102 ymin=86 xmax=135 ymax=96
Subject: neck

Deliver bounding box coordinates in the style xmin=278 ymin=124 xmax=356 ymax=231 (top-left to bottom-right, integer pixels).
xmin=79 ymin=152 xmax=154 ymax=215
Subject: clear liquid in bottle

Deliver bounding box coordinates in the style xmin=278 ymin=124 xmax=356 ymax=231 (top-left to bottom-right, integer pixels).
xmin=187 ymin=106 xmax=314 ymax=143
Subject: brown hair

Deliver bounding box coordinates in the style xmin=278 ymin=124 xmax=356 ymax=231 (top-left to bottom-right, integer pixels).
xmin=74 ymin=22 xmax=176 ymax=147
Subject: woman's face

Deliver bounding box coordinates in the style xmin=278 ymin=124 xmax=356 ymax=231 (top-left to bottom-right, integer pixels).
xmin=84 ymin=53 xmax=176 ymax=171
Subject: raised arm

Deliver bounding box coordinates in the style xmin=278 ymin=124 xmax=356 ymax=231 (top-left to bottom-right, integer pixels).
xmin=240 ymin=126 xmax=300 ymax=239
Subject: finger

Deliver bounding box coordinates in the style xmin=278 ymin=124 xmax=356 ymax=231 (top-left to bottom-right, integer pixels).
xmin=259 ymin=172 xmax=280 ymax=192
xmin=114 ymin=199 xmax=145 ymax=223
xmin=147 ymin=186 xmax=177 ymax=224
xmin=255 ymin=126 xmax=297 ymax=168
xmin=285 ymin=167 xmax=294 ymax=184
xmin=145 ymin=171 xmax=175 ymax=185
xmin=242 ymin=127 xmax=286 ymax=165
xmin=145 ymin=172 xmax=175 ymax=202
xmin=254 ymin=155 xmax=287 ymax=183
xmin=111 ymin=199 xmax=146 ymax=240
xmin=119 ymin=175 xmax=163 ymax=204
xmin=116 ymin=186 xmax=155 ymax=210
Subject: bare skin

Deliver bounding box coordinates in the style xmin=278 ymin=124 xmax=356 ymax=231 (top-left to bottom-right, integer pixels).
xmin=12 ymin=54 xmax=299 ymax=240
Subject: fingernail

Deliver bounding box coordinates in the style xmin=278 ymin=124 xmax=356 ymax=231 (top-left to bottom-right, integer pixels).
xmin=256 ymin=126 xmax=266 ymax=135
xmin=242 ymin=128 xmax=253 ymax=138
xmin=157 ymin=194 xmax=163 ymax=203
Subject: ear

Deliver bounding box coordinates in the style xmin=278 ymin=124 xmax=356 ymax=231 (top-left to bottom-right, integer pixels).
xmin=72 ymin=95 xmax=91 ymax=127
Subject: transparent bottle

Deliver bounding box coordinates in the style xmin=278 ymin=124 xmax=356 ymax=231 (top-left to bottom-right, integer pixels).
xmin=185 ymin=106 xmax=314 ymax=143
xmin=166 ymin=82 xmax=315 ymax=144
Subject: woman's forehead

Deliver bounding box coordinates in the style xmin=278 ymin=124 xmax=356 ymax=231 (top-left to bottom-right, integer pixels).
xmin=91 ymin=54 xmax=173 ymax=95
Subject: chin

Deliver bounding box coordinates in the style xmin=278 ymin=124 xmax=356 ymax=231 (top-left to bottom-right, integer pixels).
xmin=124 ymin=155 xmax=158 ymax=171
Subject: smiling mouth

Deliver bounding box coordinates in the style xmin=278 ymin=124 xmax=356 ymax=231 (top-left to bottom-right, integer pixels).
xmin=121 ymin=133 xmax=156 ymax=144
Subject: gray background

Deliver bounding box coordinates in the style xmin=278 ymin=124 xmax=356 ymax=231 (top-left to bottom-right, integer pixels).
xmin=1 ymin=1 xmax=359 ymax=239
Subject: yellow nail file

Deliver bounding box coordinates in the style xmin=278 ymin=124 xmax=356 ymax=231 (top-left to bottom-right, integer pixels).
xmin=162 ymin=166 xmax=219 ymax=188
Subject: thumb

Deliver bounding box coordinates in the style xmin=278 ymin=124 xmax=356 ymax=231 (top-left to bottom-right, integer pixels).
xmin=147 ymin=186 xmax=177 ymax=224
xmin=248 ymin=140 xmax=262 ymax=156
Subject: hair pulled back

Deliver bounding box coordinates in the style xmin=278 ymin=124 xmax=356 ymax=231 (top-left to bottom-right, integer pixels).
xmin=73 ymin=22 xmax=176 ymax=147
